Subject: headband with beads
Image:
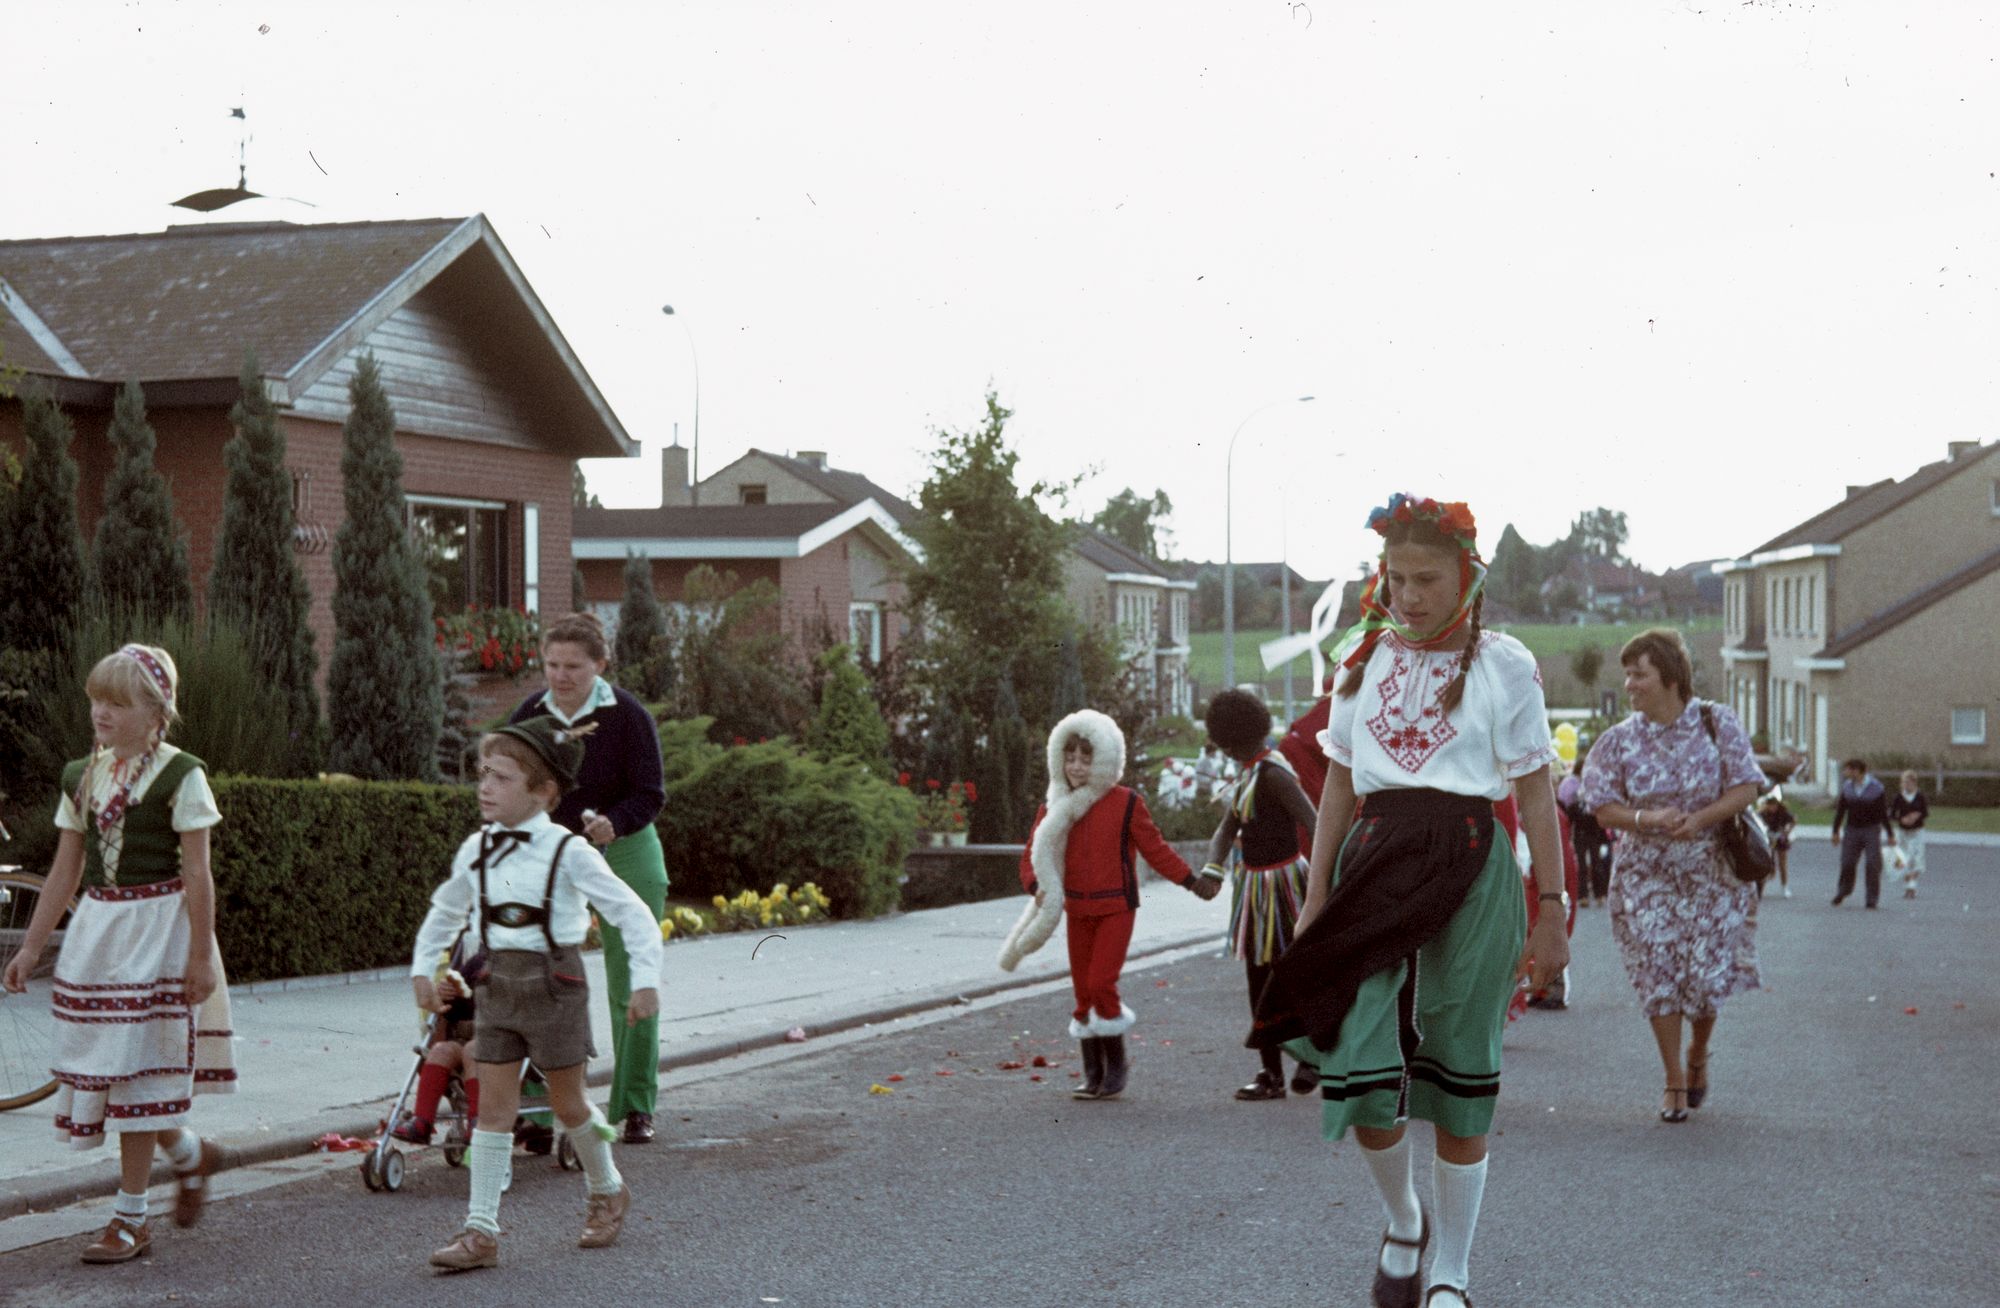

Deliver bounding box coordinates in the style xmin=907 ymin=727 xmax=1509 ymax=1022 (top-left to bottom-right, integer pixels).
xmin=116 ymin=644 xmax=177 ymax=716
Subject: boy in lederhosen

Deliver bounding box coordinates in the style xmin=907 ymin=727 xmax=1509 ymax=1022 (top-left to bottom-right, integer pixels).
xmin=409 ymin=718 xmax=664 ymax=1273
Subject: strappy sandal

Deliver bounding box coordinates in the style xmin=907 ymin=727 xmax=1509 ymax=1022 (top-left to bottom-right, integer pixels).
xmin=1371 ymin=1214 xmax=1429 ymax=1308
xmin=1659 ymin=1085 xmax=1689 ymax=1123
xmin=1686 ymin=1056 xmax=1709 ymax=1109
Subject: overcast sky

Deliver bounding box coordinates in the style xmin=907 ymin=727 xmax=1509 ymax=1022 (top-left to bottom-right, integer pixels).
xmin=5 ymin=0 xmax=1994 ymax=583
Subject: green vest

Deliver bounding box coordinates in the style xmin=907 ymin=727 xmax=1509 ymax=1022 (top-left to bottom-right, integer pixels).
xmin=61 ymin=751 xmax=206 ymax=887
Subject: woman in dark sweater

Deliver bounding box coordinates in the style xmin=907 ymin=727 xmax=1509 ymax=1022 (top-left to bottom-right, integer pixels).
xmin=510 ymin=612 xmax=667 ymax=1143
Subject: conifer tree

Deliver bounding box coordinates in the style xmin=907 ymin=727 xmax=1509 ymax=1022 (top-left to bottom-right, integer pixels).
xmin=972 ymin=675 xmax=1031 ymax=841
xmin=808 ymin=643 xmax=892 ymax=779
xmin=0 ymin=390 xmax=90 ymax=654
xmin=92 ymin=381 xmax=194 ymax=627
xmin=326 ymin=355 xmax=441 ymax=780
xmin=207 ymin=353 xmax=323 ymax=772
xmin=614 ymin=551 xmax=672 ymax=700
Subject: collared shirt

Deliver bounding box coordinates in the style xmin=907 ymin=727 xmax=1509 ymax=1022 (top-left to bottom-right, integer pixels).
xmin=409 ymin=810 xmax=664 ymax=986
xmin=535 ymin=677 xmax=617 ymax=727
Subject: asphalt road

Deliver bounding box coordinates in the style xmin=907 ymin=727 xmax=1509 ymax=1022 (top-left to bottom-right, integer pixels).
xmin=1 ymin=843 xmax=1994 ymax=1308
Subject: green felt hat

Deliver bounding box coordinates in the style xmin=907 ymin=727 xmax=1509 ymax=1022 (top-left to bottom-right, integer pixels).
xmin=492 ymin=715 xmax=588 ymax=793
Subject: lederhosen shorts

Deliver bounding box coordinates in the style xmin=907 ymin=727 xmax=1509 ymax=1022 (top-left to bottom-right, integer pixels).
xmin=467 ymin=832 xmax=596 ymax=1072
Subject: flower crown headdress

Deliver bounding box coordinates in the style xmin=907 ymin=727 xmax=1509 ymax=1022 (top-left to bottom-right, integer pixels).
xmin=1330 ymin=493 xmax=1487 ymax=671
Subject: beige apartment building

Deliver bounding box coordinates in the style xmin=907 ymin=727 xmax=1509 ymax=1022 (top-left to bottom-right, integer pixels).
xmin=1718 ymin=440 xmax=2000 ymax=792
xmin=1064 ymin=528 xmax=1195 ymax=717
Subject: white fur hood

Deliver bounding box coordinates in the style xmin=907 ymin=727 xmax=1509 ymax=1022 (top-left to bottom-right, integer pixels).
xmin=997 ymin=709 xmax=1128 ymax=972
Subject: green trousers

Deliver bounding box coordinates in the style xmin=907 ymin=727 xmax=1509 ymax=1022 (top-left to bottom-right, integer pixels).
xmin=601 ymin=823 xmax=668 ymax=1121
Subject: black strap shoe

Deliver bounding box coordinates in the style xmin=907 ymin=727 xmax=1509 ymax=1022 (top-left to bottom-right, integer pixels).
xmin=1371 ymin=1214 xmax=1428 ymax=1308
xmin=1234 ymin=1070 xmax=1285 ymax=1101
xmin=621 ymin=1111 xmax=655 ymax=1144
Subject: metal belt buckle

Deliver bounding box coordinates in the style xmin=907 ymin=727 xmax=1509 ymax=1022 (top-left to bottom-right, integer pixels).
xmin=488 ymin=902 xmax=545 ymax=929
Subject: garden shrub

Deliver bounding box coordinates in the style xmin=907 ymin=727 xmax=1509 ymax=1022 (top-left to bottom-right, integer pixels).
xmin=656 ymin=732 xmax=917 ymax=919
xmin=207 ymin=776 xmax=479 ymax=983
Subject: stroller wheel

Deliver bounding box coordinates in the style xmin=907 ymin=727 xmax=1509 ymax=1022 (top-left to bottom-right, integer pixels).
xmin=557 ymin=1134 xmax=581 ymax=1171
xmin=381 ymin=1147 xmax=406 ymax=1192
xmin=442 ymin=1144 xmax=466 ymax=1168
xmin=359 ymin=1155 xmax=381 ymax=1192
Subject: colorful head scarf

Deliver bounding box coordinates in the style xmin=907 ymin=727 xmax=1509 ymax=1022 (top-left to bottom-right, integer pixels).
xmin=1330 ymin=493 xmax=1486 ymax=673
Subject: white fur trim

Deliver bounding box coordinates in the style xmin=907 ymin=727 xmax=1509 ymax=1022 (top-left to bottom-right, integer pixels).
xmin=996 ymin=710 xmax=1128 ymax=972
xmin=1085 ymin=1004 xmax=1137 ymax=1037
xmin=1067 ymin=1016 xmax=1092 ymax=1040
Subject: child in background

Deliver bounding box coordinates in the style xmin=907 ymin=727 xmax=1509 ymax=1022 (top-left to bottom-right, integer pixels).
xmin=392 ymin=935 xmax=488 ymax=1145
xmin=1 ymin=645 xmax=235 ymax=1264
xmin=999 ymin=709 xmax=1221 ymax=1100
xmin=411 ymin=718 xmax=664 ymax=1272
xmin=1758 ymin=792 xmax=1796 ymax=899
xmin=1202 ymin=689 xmax=1319 ymax=1100
xmin=1888 ymin=771 xmax=1929 ymax=899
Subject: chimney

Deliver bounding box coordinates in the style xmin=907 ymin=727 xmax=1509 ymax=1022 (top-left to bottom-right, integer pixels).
xmin=1845 ymin=485 xmax=1872 ymax=500
xmin=1948 ymin=440 xmax=1982 ymax=461
xmin=661 ymin=438 xmax=691 ymax=507
xmin=797 ymin=450 xmax=828 ymax=470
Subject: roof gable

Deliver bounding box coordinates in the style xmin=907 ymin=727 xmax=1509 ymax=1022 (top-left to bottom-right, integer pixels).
xmin=1819 ymin=544 xmax=2000 ymax=658
xmin=742 ymin=449 xmax=918 ymax=524
xmin=1750 ymin=443 xmax=1997 ymax=555
xmin=572 ymin=498 xmax=921 ymax=563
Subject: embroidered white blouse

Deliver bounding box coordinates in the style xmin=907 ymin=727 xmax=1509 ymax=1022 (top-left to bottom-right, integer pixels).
xmin=1319 ymin=631 xmax=1558 ymax=800
xmin=409 ymin=810 xmax=664 ymax=985
xmin=54 ymin=743 xmax=223 ymax=881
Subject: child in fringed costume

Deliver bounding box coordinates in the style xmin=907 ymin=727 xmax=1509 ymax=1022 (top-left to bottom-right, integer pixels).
xmin=1249 ymin=496 xmax=1568 ymax=1308
xmin=998 ymin=709 xmax=1221 ymax=1099
xmin=1 ymin=645 xmax=235 ymax=1264
xmin=1201 ymin=689 xmax=1320 ymax=1100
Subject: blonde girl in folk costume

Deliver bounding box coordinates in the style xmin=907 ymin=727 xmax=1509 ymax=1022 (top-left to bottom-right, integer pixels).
xmin=1250 ymin=496 xmax=1567 ymax=1308
xmin=999 ymin=709 xmax=1221 ymax=1100
xmin=411 ymin=717 xmax=663 ymax=1273
xmin=1 ymin=645 xmax=235 ymax=1264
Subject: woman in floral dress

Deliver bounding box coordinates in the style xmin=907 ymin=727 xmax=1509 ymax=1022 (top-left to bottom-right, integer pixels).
xmin=1581 ymin=628 xmax=1764 ymax=1123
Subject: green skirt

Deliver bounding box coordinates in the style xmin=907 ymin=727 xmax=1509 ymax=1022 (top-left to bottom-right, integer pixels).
xmin=1285 ymin=828 xmax=1526 ymax=1140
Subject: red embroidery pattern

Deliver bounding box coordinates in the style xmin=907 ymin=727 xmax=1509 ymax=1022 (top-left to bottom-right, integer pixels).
xmin=106 ymin=1098 xmax=192 ymax=1119
xmin=53 ymin=990 xmax=189 ymax=1014
xmin=55 ymin=1116 xmax=106 ymax=1138
xmin=84 ymin=878 xmax=184 ymax=902
xmin=1364 ymin=645 xmax=1460 ymax=773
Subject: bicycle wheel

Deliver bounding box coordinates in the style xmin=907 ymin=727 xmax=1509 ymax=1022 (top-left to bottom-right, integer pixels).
xmin=0 ymin=869 xmax=74 ymax=1111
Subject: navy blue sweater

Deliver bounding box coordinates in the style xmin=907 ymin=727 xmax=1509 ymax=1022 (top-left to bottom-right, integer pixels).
xmin=508 ymin=685 xmax=666 ymax=839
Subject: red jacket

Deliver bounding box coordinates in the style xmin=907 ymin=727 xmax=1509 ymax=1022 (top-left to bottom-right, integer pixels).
xmin=1019 ymin=785 xmax=1195 ymax=916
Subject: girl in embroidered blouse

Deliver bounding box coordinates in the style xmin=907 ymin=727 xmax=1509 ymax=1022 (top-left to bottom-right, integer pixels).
xmin=2 ymin=645 xmax=233 ymax=1265
xmin=1250 ymin=495 xmax=1566 ymax=1308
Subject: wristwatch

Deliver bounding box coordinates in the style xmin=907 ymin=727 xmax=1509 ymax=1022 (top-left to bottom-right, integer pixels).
xmin=1539 ymin=891 xmax=1571 ymax=911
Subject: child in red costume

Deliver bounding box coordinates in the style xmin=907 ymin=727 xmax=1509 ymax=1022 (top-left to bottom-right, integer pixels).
xmin=998 ymin=709 xmax=1220 ymax=1099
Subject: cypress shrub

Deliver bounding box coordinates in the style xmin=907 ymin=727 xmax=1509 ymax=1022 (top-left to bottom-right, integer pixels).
xmin=326 ymin=354 xmax=442 ymax=780
xmin=207 ymin=353 xmax=323 ymax=773
xmin=614 ymin=551 xmax=672 ymax=700
xmin=92 ymin=381 xmax=194 ymax=627
xmin=0 ymin=390 xmax=89 ymax=655
xmin=972 ymin=675 xmax=1032 ymax=841
xmin=806 ymin=643 xmax=892 ymax=779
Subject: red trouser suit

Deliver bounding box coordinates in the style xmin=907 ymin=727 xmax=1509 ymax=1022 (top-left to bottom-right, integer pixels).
xmin=1021 ymin=786 xmax=1196 ymax=1024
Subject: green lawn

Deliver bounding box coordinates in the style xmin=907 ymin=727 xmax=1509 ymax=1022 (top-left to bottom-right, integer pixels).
xmin=1784 ymin=806 xmax=2000 ymax=835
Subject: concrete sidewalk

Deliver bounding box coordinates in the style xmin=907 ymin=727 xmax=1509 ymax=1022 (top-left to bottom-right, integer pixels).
xmin=0 ymin=878 xmax=1227 ymax=1219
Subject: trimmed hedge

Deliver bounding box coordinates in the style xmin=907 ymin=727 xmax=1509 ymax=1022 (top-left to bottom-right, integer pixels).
xmin=208 ymin=776 xmax=478 ymax=983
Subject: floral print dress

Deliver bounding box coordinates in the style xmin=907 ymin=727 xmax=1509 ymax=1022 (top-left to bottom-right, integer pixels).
xmin=1580 ymin=699 xmax=1765 ymax=1018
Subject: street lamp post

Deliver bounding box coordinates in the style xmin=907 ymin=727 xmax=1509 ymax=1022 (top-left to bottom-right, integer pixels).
xmin=661 ymin=305 xmax=700 ymax=505
xmin=1223 ymin=395 xmax=1314 ymax=692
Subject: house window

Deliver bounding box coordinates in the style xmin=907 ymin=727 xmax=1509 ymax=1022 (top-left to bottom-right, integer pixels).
xmin=849 ymin=602 xmax=884 ymax=663
xmin=1990 ymin=478 xmax=1999 ymax=516
xmin=739 ymin=484 xmax=767 ymax=505
xmin=523 ymin=502 xmax=541 ymax=615
xmin=1951 ymin=708 xmax=1988 ymax=746
xmin=409 ymin=495 xmax=511 ymax=613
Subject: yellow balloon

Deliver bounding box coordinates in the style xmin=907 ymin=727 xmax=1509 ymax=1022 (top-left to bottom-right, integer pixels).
xmin=1555 ymin=737 xmax=1578 ymax=764
xmin=1554 ymin=722 xmax=1579 ymax=744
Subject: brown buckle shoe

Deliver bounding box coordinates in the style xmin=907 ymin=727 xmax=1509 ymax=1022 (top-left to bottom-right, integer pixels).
xmin=578 ymin=1184 xmax=631 ymax=1248
xmin=172 ymin=1138 xmax=222 ymax=1228
xmin=620 ymin=1111 xmax=655 ymax=1144
xmin=80 ymin=1217 xmax=152 ymax=1264
xmin=428 ymin=1228 xmax=500 ymax=1272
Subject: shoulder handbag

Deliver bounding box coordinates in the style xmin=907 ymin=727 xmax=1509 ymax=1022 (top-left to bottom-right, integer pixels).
xmin=1699 ymin=704 xmax=1774 ymax=884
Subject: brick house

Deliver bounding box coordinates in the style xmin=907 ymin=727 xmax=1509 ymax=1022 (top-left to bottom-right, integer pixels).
xmin=0 ymin=216 xmax=634 ymax=671
xmin=572 ymin=447 xmax=920 ymax=661
xmin=1065 ymin=527 xmax=1194 ymax=716
xmin=1717 ymin=440 xmax=2000 ymax=789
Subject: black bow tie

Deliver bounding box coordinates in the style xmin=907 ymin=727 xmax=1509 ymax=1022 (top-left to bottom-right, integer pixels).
xmin=474 ymin=828 xmax=533 ymax=872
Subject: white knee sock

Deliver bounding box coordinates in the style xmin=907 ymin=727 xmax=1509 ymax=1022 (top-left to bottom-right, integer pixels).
xmin=158 ymin=1128 xmax=201 ymax=1172
xmin=1359 ymin=1136 xmax=1424 ymax=1278
xmin=563 ymin=1105 xmax=623 ymax=1197
xmin=113 ymin=1189 xmax=149 ymax=1224
xmin=1430 ymin=1154 xmax=1488 ymax=1295
xmin=465 ymin=1128 xmax=513 ymax=1235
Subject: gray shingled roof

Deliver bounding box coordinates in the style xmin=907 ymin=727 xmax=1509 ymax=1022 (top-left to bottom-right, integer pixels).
xmin=573 ymin=502 xmax=846 ymax=540
xmin=1072 ymin=525 xmax=1175 ymax=579
xmin=1819 ymin=544 xmax=2000 ymax=658
xmin=748 ymin=449 xmax=918 ymax=524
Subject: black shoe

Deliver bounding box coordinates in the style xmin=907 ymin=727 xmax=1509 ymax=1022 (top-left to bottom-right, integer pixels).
xmin=1096 ymin=1035 xmax=1130 ymax=1099
xmin=1371 ymin=1214 xmax=1429 ymax=1308
xmin=1290 ymin=1061 xmax=1320 ymax=1095
xmin=620 ymin=1112 xmax=655 ymax=1145
xmin=514 ymin=1121 xmax=554 ymax=1155
xmin=1659 ymin=1085 xmax=1688 ymax=1123
xmin=1234 ymin=1070 xmax=1285 ymax=1101
xmin=1072 ymin=1038 xmax=1105 ymax=1100
xmin=1686 ymin=1057 xmax=1709 ymax=1109
xmin=1424 ymin=1286 xmax=1472 ymax=1307
xmin=1525 ymin=994 xmax=1568 ymax=1011
xmin=1831 ymin=894 xmax=1847 ymax=906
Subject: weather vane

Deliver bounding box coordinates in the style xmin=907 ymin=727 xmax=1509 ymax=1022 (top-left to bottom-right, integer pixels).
xmin=171 ymin=105 xmax=313 ymax=213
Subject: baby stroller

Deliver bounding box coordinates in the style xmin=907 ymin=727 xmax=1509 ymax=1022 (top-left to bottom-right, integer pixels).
xmin=362 ymin=942 xmax=582 ymax=1193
